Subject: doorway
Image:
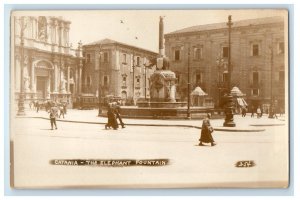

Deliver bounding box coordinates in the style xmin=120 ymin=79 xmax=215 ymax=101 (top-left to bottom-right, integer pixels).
xmin=36 ymin=76 xmax=47 ymax=99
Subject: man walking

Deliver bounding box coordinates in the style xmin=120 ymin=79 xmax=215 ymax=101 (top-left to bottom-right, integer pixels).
xmin=59 ymin=104 xmax=65 ymax=119
xmin=114 ymin=103 xmax=125 ymax=128
xmin=36 ymin=101 xmax=40 ymax=113
xmin=49 ymin=104 xmax=58 ymax=130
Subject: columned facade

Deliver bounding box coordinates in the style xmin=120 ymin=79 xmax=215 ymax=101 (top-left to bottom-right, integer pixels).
xmin=12 ymin=15 xmax=84 ymax=108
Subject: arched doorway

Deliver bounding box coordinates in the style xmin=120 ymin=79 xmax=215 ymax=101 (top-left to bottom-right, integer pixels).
xmin=121 ymin=91 xmax=127 ymax=99
xmin=34 ymin=60 xmax=54 ymax=100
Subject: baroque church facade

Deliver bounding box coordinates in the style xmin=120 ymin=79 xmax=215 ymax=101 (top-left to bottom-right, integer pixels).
xmin=12 ymin=16 xmax=84 ymax=107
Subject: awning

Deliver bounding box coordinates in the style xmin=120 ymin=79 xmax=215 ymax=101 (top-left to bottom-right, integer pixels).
xmin=191 ymin=86 xmax=207 ymax=96
xmin=237 ymin=97 xmax=248 ymax=107
xmin=231 ymin=86 xmax=245 ymax=97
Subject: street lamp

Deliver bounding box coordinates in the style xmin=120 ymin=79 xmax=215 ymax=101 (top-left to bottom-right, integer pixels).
xmin=223 ymin=15 xmax=236 ymax=127
xmin=268 ymin=45 xmax=274 ymax=118
xmin=187 ymin=46 xmax=191 ymax=119
xmin=216 ymin=55 xmax=225 ymax=108
xmin=98 ymin=45 xmax=102 ymax=116
xmin=143 ymin=62 xmax=152 ymax=100
xmin=132 ymin=52 xmax=135 ymax=105
xmin=17 ymin=17 xmax=27 ymax=116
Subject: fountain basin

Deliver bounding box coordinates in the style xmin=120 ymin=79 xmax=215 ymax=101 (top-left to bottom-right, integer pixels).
xmin=137 ymin=101 xmax=187 ymax=108
xmin=120 ymin=106 xmax=215 ymax=119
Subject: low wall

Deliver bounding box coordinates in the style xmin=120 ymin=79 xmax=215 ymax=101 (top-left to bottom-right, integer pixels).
xmin=119 ymin=107 xmax=222 ymax=119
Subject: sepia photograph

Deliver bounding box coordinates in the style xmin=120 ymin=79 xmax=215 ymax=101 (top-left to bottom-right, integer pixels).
xmin=9 ymin=9 xmax=289 ymax=189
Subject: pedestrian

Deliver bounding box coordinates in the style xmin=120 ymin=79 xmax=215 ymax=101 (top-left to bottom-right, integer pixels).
xmin=59 ymin=104 xmax=65 ymax=118
xmin=49 ymin=104 xmax=58 ymax=130
xmin=256 ymin=107 xmax=262 ymax=118
xmin=114 ymin=104 xmax=125 ymax=128
xmin=46 ymin=101 xmax=51 ymax=112
xmin=199 ymin=113 xmax=216 ymax=147
xmin=279 ymin=107 xmax=284 ymax=116
xmin=63 ymin=102 xmax=67 ymax=114
xmin=271 ymin=106 xmax=278 ymax=119
xmin=251 ymin=106 xmax=255 ymax=118
xmin=29 ymin=101 xmax=33 ymax=109
xmin=241 ymin=107 xmax=247 ymax=117
xmin=105 ymin=105 xmax=118 ymax=130
xmin=36 ymin=101 xmax=40 ymax=113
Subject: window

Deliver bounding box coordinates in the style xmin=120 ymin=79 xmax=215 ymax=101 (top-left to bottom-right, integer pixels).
xmin=136 ymin=56 xmax=140 ymax=66
xmin=121 ymin=91 xmax=127 ymax=99
xmin=175 ymin=50 xmax=180 ymax=61
xmin=122 ymin=76 xmax=127 ymax=86
xmin=222 ymin=47 xmax=229 ymax=58
xmin=103 ymin=75 xmax=108 ymax=86
xmin=86 ymin=54 xmax=90 ymax=63
xmin=252 ymin=89 xmax=259 ymax=96
xmin=103 ymin=52 xmax=108 ymax=62
xmin=253 ymin=72 xmax=259 ymax=85
xmin=252 ymin=44 xmax=259 ymax=56
xmin=223 ymin=72 xmax=228 ymax=83
xmin=196 ymin=73 xmax=202 ymax=84
xmin=123 ymin=54 xmax=127 ymax=63
xmin=278 ymin=42 xmax=284 ymax=54
xmin=136 ymin=77 xmax=140 ymax=87
xmin=194 ymin=47 xmax=203 ymax=60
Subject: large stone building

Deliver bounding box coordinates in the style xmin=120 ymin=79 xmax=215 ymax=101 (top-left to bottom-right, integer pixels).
xmin=82 ymin=39 xmax=158 ymax=104
xmin=12 ymin=16 xmax=84 ymax=107
xmin=165 ymin=16 xmax=286 ymax=111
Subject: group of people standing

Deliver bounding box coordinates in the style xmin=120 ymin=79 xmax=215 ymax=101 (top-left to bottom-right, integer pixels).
xmin=242 ymin=105 xmax=283 ymax=118
xmin=105 ymin=102 xmax=125 ymax=130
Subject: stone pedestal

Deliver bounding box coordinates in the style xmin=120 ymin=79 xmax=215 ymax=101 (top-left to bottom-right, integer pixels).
xmin=149 ymin=70 xmax=177 ymax=103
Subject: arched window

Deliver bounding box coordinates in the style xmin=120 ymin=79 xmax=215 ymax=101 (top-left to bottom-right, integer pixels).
xmin=121 ymin=91 xmax=127 ymax=99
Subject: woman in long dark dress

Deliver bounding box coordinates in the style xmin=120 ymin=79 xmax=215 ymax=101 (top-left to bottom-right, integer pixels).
xmin=199 ymin=113 xmax=216 ymax=146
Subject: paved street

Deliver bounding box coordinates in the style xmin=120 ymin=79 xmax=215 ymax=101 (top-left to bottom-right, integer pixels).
xmin=11 ymin=109 xmax=289 ymax=188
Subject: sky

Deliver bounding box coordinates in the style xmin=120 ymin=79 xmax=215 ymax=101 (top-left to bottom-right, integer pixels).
xmin=13 ymin=9 xmax=287 ymax=52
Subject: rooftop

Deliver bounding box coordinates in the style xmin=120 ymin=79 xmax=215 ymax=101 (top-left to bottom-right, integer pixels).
xmin=166 ymin=16 xmax=284 ymax=36
xmin=84 ymin=38 xmax=158 ymax=55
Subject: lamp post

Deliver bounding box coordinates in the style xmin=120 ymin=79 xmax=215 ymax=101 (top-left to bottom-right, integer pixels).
xmin=144 ymin=64 xmax=147 ymax=100
xmin=144 ymin=63 xmax=152 ymax=100
xmin=223 ymin=15 xmax=236 ymax=127
xmin=98 ymin=45 xmax=102 ymax=116
xmin=187 ymin=46 xmax=191 ymax=119
xmin=268 ymin=46 xmax=274 ymax=118
xmin=17 ymin=17 xmax=27 ymax=116
xmin=216 ymin=55 xmax=224 ymax=108
xmin=132 ymin=52 xmax=135 ymax=105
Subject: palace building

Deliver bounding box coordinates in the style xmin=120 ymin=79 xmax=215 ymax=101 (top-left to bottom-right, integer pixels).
xmin=12 ymin=16 xmax=84 ymax=107
xmin=164 ymin=16 xmax=286 ymax=111
xmin=82 ymin=38 xmax=158 ymax=105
